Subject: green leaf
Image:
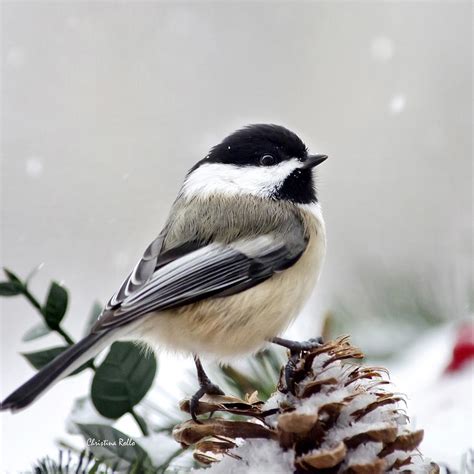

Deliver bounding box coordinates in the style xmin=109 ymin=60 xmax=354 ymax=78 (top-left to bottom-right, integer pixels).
xmin=3 ymin=268 xmax=22 ymax=284
xmin=87 ymin=461 xmax=103 ymax=474
xmin=131 ymin=409 xmax=149 ymax=436
xmin=22 ymin=321 xmax=52 ymax=342
xmin=22 ymin=346 xmax=91 ymax=376
xmin=76 ymin=424 xmax=153 ymax=471
xmin=0 ymin=281 xmax=22 ymax=296
xmin=43 ymin=282 xmax=68 ymax=328
xmin=22 ymin=346 xmax=67 ymax=370
xmin=91 ymin=342 xmax=157 ymax=419
xmin=87 ymin=461 xmax=101 ymax=474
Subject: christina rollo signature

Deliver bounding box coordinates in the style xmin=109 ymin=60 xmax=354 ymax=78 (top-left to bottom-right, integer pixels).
xmin=86 ymin=437 xmax=136 ymax=447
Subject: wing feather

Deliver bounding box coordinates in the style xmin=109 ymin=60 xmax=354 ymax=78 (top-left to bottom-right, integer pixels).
xmin=107 ymin=235 xmax=164 ymax=308
xmin=93 ymin=235 xmax=305 ymax=331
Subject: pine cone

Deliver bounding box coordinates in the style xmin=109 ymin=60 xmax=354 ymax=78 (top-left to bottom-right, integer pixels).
xmin=173 ymin=336 xmax=439 ymax=473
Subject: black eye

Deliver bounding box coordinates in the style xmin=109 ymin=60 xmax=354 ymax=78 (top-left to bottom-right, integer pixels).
xmin=260 ymin=154 xmax=276 ymax=166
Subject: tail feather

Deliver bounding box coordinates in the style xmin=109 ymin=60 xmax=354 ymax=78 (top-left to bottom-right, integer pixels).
xmin=1 ymin=330 xmax=116 ymax=412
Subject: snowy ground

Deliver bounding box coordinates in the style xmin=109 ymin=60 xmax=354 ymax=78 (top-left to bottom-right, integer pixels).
xmin=382 ymin=323 xmax=473 ymax=470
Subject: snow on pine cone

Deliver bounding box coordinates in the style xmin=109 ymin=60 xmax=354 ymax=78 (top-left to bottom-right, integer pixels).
xmin=173 ymin=336 xmax=439 ymax=473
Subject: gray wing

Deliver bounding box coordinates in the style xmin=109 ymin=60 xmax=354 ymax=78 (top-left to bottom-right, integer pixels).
xmin=93 ymin=235 xmax=307 ymax=332
xmin=106 ymin=235 xmax=165 ymax=310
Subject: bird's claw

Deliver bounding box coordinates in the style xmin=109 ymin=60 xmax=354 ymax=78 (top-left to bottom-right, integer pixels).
xmin=289 ymin=337 xmax=324 ymax=353
xmin=190 ymin=382 xmax=225 ymax=423
xmin=271 ymin=336 xmax=324 ymax=395
xmin=271 ymin=336 xmax=323 ymax=354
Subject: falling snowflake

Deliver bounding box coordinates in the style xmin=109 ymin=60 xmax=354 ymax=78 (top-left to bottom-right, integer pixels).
xmin=370 ymin=36 xmax=395 ymax=62
xmin=389 ymin=94 xmax=406 ymax=115
xmin=25 ymin=157 xmax=43 ymax=177
xmin=6 ymin=46 xmax=26 ymax=68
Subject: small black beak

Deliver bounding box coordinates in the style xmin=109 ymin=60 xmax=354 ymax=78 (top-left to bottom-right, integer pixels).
xmin=301 ymin=154 xmax=328 ymax=169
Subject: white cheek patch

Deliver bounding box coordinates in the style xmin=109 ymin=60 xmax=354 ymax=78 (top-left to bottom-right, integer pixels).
xmin=181 ymin=159 xmax=301 ymax=199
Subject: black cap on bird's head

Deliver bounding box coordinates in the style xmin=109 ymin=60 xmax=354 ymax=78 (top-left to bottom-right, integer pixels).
xmin=208 ymin=124 xmax=308 ymax=166
xmin=187 ymin=124 xmax=328 ymax=204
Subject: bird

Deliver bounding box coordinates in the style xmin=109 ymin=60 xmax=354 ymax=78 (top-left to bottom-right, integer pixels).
xmin=1 ymin=124 xmax=328 ymax=418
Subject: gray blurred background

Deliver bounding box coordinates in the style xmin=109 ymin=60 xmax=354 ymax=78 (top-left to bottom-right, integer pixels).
xmin=1 ymin=1 xmax=472 ymax=471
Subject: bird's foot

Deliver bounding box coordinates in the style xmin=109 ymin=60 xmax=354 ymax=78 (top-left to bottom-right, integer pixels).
xmin=271 ymin=336 xmax=323 ymax=353
xmin=189 ymin=382 xmax=225 ymax=423
xmin=271 ymin=336 xmax=324 ymax=394
xmin=191 ymin=356 xmax=225 ymax=423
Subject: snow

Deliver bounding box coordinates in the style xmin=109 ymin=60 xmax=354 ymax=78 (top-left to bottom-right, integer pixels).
xmin=326 ymin=421 xmax=397 ymax=447
xmin=404 ymin=364 xmax=473 ymax=469
xmin=383 ymin=323 xmax=474 ymax=470
xmin=389 ymin=94 xmax=407 ymax=115
xmin=402 ymin=456 xmax=442 ymax=474
xmin=201 ymin=439 xmax=294 ymax=474
xmin=344 ymin=442 xmax=383 ymax=465
xmin=370 ymin=36 xmax=395 ymax=61
xmin=5 ymin=46 xmax=26 ymax=68
xmin=25 ymin=156 xmax=44 ymax=177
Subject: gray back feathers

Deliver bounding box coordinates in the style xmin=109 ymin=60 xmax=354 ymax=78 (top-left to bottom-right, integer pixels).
xmin=163 ymin=194 xmax=307 ymax=252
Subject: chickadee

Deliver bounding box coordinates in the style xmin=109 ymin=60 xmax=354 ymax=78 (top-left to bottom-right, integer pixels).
xmin=1 ymin=124 xmax=327 ymax=417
